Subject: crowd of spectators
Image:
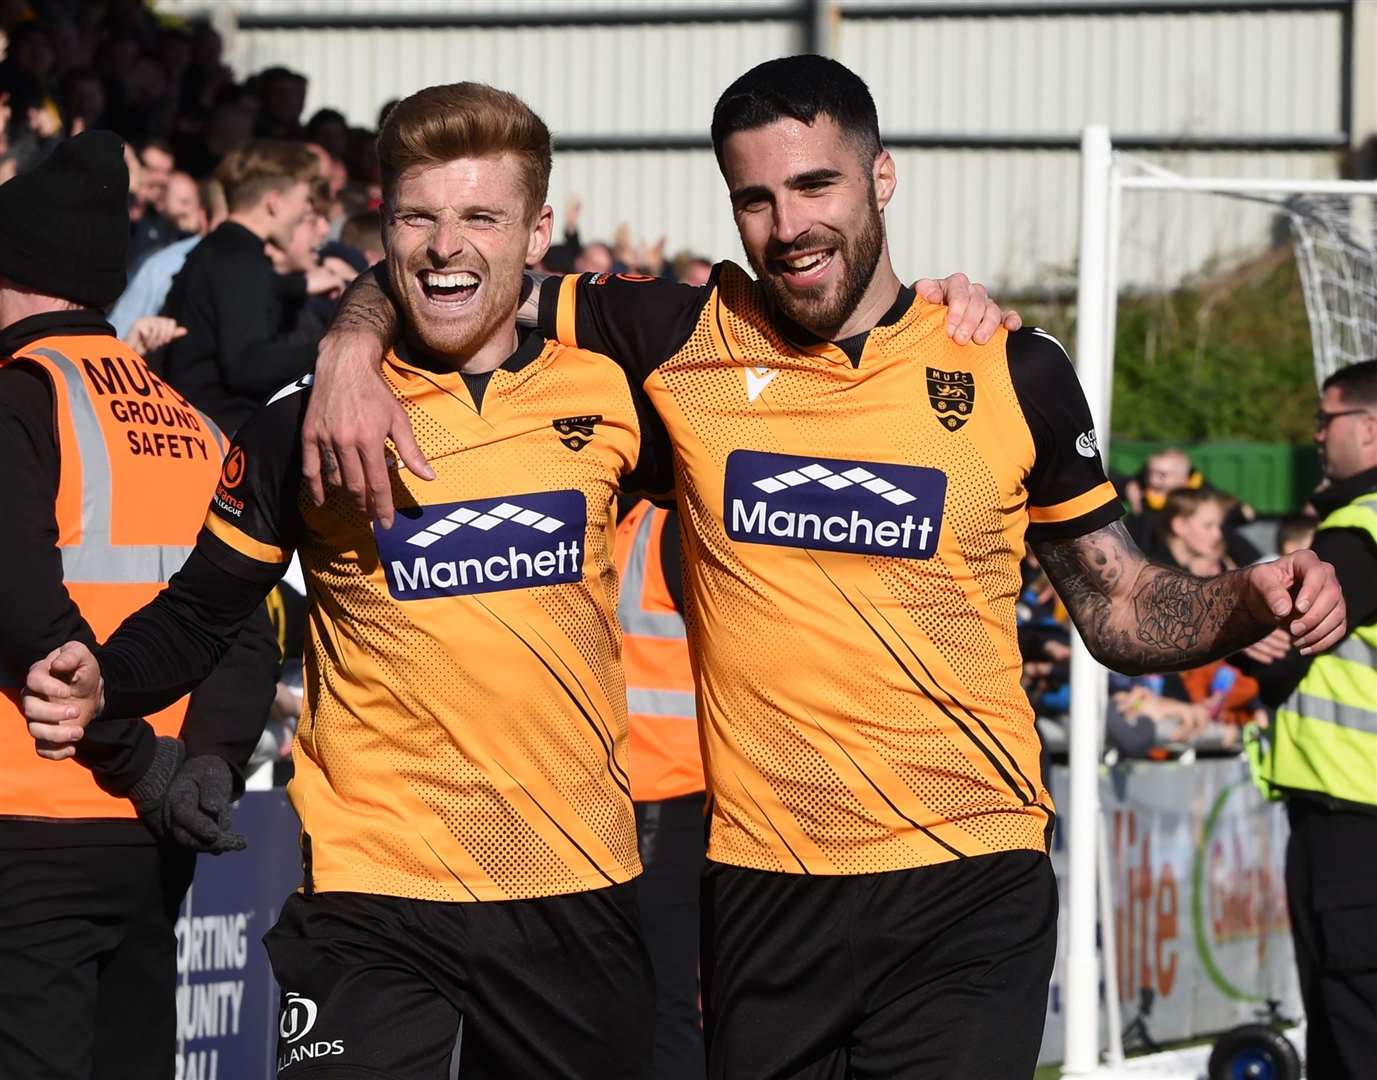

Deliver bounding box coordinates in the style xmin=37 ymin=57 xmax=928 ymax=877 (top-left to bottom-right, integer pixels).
xmin=1024 ymin=447 xmax=1320 ymax=763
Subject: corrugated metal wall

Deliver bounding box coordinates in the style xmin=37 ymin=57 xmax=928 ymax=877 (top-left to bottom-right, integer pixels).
xmin=845 ymin=9 xmax=1343 ymax=141
xmin=156 ymin=0 xmax=1350 ymax=293
xmin=227 ymin=21 xmax=799 ymax=137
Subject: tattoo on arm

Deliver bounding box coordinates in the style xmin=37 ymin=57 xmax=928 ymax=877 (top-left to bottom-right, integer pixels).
xmin=1034 ymin=521 xmax=1272 ymax=674
xmin=329 ymin=265 xmax=399 ymax=344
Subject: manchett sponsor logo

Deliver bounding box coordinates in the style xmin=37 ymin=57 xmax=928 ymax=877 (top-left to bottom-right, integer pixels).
xmin=724 ymin=450 xmax=946 ymax=558
xmin=375 ymin=491 xmax=586 ymax=599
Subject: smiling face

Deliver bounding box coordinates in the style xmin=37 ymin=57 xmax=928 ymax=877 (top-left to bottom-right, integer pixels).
xmin=721 ymin=113 xmax=894 ymax=339
xmin=385 ymin=154 xmax=551 ymax=368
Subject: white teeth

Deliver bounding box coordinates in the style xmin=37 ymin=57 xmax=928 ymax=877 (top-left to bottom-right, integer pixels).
xmin=423 ymin=271 xmax=479 ymax=288
xmin=783 ymin=252 xmax=830 ymax=271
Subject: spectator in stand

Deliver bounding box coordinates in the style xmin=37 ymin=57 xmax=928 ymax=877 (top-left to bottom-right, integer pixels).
xmin=108 ymin=177 xmax=227 ymax=340
xmin=0 ymin=21 xmax=55 ymax=130
xmin=306 ymin=106 xmax=348 ymax=163
xmin=129 ymin=138 xmax=181 ymax=264
xmin=137 ymin=138 xmax=174 ymax=209
xmin=58 ymin=67 xmax=106 ymax=134
xmin=1156 ymin=487 xmax=1232 ymax=575
xmin=173 ymin=84 xmax=254 ymax=179
xmin=270 ymin=186 xmax=357 ymax=342
xmin=161 ymin=171 xmax=203 ymax=234
xmin=675 ymin=253 xmax=714 ymax=286
xmin=339 ymin=209 xmax=383 ymax=266
xmin=254 ymin=65 xmax=307 ymax=140
xmin=1278 ymin=513 xmax=1318 ymax=557
xmin=160 ymin=140 xmax=348 ymax=433
xmin=1128 ymin=447 xmax=1260 ymax=564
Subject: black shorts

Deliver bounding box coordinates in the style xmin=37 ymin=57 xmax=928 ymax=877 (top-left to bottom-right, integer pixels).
xmin=263 ymin=882 xmax=654 ymax=1080
xmin=700 ymin=850 xmax=1057 ymax=1080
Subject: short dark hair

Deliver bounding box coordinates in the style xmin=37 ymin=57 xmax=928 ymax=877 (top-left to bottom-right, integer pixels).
xmin=1323 ymin=358 xmax=1377 ymax=407
xmin=710 ymin=55 xmax=881 ymax=169
xmin=1276 ymin=513 xmax=1318 ymax=550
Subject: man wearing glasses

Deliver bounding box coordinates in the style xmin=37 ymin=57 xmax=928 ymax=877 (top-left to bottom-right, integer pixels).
xmin=1245 ymin=358 xmax=1377 ymax=1080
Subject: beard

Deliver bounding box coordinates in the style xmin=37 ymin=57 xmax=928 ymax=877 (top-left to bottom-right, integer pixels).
xmin=389 ymin=254 xmax=520 ymax=363
xmin=746 ymin=186 xmax=885 ymax=340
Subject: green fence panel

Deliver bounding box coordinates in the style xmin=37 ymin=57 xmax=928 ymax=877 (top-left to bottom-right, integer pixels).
xmin=1108 ymin=441 xmax=1322 ymax=515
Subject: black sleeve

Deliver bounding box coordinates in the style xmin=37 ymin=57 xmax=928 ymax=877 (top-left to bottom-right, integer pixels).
xmin=97 ymin=390 xmax=307 ymax=719
xmin=1242 ymin=527 xmax=1377 ymax=707
xmin=658 ymin=507 xmax=685 ymax=614
xmin=180 ymin=601 xmax=279 ymax=792
xmin=619 ymin=368 xmax=675 ymax=500
xmin=1007 ymin=328 xmax=1124 ymax=543
xmin=537 ymin=271 xmax=710 ymax=385
xmin=211 ymin=253 xmax=318 ymax=398
xmin=0 ymin=361 xmax=157 ymax=789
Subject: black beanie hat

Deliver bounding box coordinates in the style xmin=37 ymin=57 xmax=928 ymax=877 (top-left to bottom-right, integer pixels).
xmin=0 ymin=130 xmax=130 ymax=307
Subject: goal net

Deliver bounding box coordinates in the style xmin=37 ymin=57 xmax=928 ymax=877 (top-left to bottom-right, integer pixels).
xmin=1289 ymin=194 xmax=1377 ymax=386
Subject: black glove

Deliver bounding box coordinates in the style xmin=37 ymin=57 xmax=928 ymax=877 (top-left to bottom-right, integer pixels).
xmin=129 ymin=737 xmax=248 ymax=855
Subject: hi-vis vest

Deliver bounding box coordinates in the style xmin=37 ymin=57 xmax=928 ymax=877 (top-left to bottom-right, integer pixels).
xmin=614 ymin=501 xmax=704 ymax=803
xmin=0 ymin=334 xmax=225 ymax=821
xmin=1251 ymin=491 xmax=1377 ymax=807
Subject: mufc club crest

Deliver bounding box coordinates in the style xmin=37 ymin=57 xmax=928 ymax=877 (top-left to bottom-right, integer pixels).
xmin=552 ymin=414 xmax=601 ymax=451
xmin=926 ymin=368 xmax=975 ymax=431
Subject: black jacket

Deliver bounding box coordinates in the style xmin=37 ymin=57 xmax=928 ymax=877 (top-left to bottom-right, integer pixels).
xmin=160 ymin=220 xmax=317 ymax=434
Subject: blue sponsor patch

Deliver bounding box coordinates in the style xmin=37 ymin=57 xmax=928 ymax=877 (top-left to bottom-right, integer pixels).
xmin=724 ymin=450 xmax=946 ymax=558
xmin=375 ymin=491 xmax=586 ymax=599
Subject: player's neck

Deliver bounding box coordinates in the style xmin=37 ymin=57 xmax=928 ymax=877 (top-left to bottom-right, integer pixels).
xmin=400 ymin=319 xmax=519 ymax=375
xmin=827 ymin=261 xmax=904 ymax=342
xmin=458 ymin=321 xmax=520 ymax=375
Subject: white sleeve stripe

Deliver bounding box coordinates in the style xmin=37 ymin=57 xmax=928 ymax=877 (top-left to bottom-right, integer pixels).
xmin=1028 ymin=328 xmax=1071 ymax=360
xmin=267 ymin=373 xmax=314 ymax=406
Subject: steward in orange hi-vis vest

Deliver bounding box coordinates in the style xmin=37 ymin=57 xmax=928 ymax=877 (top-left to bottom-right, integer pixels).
xmin=614 ymin=499 xmax=704 ymax=803
xmin=0 ymin=120 xmax=280 ymax=1080
xmin=0 ymin=330 xmax=226 ymax=821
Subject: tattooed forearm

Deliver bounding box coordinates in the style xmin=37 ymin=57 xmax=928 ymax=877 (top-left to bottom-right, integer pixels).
xmin=1034 ymin=521 xmax=1272 ymax=674
xmin=328 ymin=265 xmax=399 ymax=344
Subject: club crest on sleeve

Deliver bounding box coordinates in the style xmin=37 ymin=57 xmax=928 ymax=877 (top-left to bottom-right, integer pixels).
xmin=926 ymin=368 xmax=975 ymax=431
xmin=552 ymin=414 xmax=601 ymax=452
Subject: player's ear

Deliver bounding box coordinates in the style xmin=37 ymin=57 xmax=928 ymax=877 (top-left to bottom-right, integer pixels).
xmin=527 ymin=203 xmax=553 ymax=267
xmin=873 ymin=150 xmax=896 ymax=211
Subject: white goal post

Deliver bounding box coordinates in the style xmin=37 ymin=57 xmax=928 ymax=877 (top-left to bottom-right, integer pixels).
xmin=1062 ymin=126 xmax=1377 ymax=1077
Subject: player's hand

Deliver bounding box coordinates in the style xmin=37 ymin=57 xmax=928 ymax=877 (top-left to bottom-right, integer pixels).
xmin=1242 ymin=627 xmax=1292 ymax=665
xmin=913 ymin=272 xmax=1022 ymax=345
xmin=302 ymin=330 xmax=433 ymax=527
xmin=1243 ymin=550 xmax=1345 ymax=656
xmin=23 ymin=642 xmax=105 ymax=760
xmin=124 ymin=316 xmax=187 ymax=355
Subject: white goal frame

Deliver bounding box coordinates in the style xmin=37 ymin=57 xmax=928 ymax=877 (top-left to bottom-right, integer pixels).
xmin=1062 ymin=126 xmax=1377 ymax=1077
